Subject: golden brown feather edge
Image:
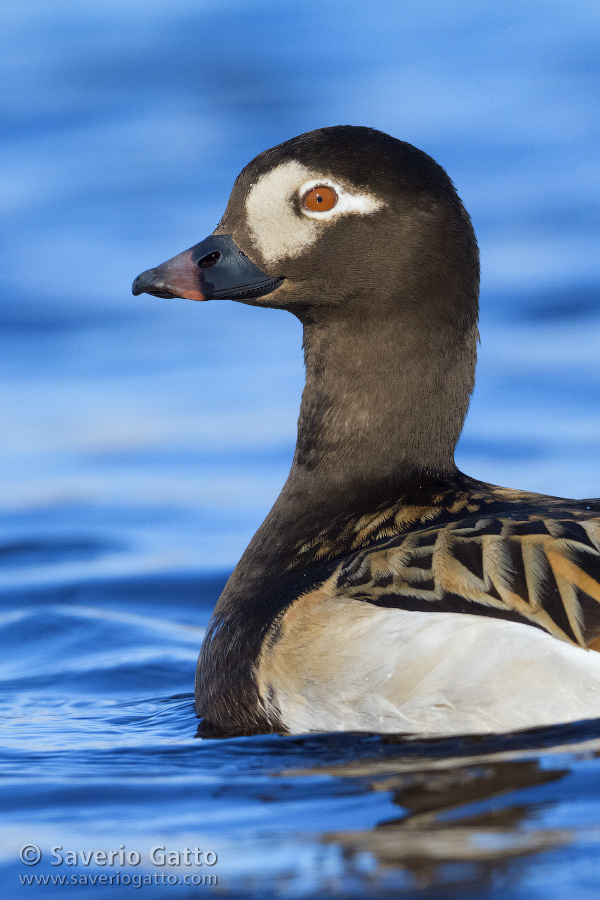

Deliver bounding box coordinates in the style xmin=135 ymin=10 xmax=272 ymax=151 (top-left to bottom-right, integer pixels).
xmin=283 ymin=480 xmax=600 ymax=651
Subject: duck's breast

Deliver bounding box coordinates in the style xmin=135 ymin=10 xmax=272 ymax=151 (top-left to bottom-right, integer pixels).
xmin=255 ymin=583 xmax=600 ymax=735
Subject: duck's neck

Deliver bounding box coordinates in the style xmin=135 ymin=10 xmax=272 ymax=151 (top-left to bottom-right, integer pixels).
xmin=297 ymin=314 xmax=471 ymax=482
xmin=249 ymin=308 xmax=477 ymax=556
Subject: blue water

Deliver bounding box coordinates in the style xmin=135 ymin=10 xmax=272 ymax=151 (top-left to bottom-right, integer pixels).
xmin=2 ymin=0 xmax=600 ymax=896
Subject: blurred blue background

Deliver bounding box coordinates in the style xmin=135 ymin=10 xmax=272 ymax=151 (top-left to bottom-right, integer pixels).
xmin=2 ymin=2 xmax=600 ymax=898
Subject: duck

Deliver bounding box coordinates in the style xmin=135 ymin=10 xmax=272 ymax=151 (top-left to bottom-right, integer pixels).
xmin=133 ymin=126 xmax=600 ymax=738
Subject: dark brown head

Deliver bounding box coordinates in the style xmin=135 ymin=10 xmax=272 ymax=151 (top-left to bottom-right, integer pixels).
xmin=133 ymin=126 xmax=478 ymax=331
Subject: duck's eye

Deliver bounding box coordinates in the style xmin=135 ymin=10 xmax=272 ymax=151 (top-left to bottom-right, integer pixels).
xmin=302 ymin=185 xmax=338 ymax=212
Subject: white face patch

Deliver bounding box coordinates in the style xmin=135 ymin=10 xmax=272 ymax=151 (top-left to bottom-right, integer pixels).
xmin=245 ymin=159 xmax=384 ymax=265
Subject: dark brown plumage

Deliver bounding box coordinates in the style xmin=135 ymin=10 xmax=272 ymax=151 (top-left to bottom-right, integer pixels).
xmin=133 ymin=127 xmax=600 ymax=737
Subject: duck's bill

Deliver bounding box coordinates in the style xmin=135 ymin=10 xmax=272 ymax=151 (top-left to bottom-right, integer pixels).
xmin=132 ymin=234 xmax=283 ymax=302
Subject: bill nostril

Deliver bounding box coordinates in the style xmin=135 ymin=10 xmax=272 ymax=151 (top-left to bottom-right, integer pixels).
xmin=197 ymin=251 xmax=221 ymax=269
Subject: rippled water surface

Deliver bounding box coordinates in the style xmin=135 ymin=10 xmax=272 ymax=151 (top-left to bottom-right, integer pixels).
xmin=2 ymin=0 xmax=600 ymax=896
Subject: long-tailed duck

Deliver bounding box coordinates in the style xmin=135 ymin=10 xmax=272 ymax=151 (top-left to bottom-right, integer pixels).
xmin=133 ymin=126 xmax=600 ymax=737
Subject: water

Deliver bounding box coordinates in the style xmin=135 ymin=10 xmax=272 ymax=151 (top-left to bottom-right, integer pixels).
xmin=2 ymin=0 xmax=600 ymax=896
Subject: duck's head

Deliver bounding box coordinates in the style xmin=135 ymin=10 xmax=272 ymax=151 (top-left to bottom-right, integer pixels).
xmin=132 ymin=126 xmax=479 ymax=331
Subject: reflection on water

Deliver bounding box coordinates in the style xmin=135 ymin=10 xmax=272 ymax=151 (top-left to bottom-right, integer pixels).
xmin=261 ymin=728 xmax=599 ymax=894
xmin=321 ymin=755 xmax=571 ymax=892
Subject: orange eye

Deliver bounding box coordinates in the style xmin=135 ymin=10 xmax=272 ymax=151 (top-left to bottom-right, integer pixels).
xmin=302 ymin=185 xmax=338 ymax=212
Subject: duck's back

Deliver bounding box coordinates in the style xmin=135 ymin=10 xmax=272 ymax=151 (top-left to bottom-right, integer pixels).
xmin=198 ymin=477 xmax=600 ymax=736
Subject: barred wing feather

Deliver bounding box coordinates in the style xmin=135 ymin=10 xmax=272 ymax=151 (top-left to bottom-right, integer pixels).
xmin=334 ymin=516 xmax=600 ymax=649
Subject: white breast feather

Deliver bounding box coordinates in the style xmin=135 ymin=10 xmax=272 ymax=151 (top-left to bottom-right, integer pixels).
xmin=262 ymin=600 xmax=600 ymax=735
